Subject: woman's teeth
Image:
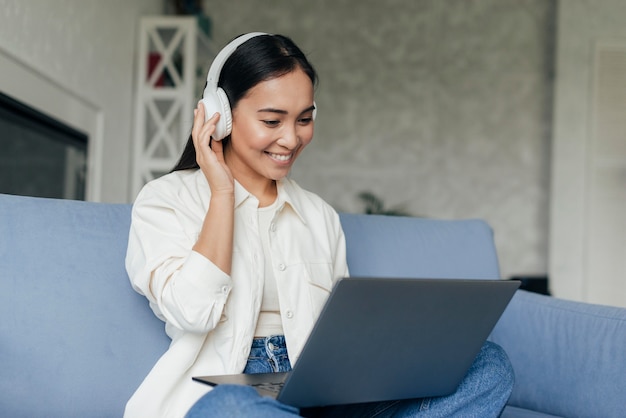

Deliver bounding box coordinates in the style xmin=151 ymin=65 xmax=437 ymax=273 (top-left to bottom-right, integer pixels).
xmin=268 ymin=152 xmax=291 ymax=162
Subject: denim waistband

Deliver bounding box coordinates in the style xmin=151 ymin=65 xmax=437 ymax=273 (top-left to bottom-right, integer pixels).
xmin=251 ymin=335 xmax=287 ymax=349
xmin=245 ymin=335 xmax=291 ymax=374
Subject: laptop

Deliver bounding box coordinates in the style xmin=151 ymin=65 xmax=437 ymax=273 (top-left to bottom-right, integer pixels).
xmin=192 ymin=277 xmax=519 ymax=408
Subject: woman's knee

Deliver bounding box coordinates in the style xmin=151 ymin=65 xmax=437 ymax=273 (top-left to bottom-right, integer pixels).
xmin=185 ymin=385 xmax=300 ymax=418
xmin=474 ymin=341 xmax=515 ymax=400
xmin=186 ymin=385 xmax=257 ymax=417
xmin=482 ymin=341 xmax=514 ymax=383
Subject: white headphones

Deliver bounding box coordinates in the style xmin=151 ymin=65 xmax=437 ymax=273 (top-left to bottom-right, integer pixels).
xmin=201 ymin=32 xmax=316 ymax=141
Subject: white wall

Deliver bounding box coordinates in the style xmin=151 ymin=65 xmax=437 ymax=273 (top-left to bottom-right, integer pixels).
xmin=0 ymin=0 xmax=162 ymax=203
xmin=551 ymin=0 xmax=626 ymax=307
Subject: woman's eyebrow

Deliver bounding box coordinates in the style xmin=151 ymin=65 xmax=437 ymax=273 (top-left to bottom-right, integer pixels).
xmin=257 ymin=105 xmax=316 ymax=115
xmin=302 ymin=104 xmax=316 ymax=114
xmin=258 ymin=108 xmax=288 ymax=115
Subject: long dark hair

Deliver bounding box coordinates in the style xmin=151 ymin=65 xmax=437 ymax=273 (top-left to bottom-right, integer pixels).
xmin=172 ymin=34 xmax=318 ymax=172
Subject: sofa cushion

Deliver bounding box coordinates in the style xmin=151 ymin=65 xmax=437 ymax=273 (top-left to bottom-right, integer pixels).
xmin=501 ymin=405 xmax=563 ymax=418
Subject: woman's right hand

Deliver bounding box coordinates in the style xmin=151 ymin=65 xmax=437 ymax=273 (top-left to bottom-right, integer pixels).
xmin=191 ymin=103 xmax=236 ymax=274
xmin=192 ymin=103 xmax=234 ymax=195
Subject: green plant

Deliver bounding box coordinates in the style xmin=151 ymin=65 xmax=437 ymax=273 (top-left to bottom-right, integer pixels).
xmin=357 ymin=191 xmax=411 ymax=216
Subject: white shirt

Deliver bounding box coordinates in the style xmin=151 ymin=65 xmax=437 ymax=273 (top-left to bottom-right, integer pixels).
xmin=124 ymin=169 xmax=349 ymax=418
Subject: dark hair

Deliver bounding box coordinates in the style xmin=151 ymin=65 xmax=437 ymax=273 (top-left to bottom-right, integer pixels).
xmin=172 ymin=34 xmax=318 ymax=172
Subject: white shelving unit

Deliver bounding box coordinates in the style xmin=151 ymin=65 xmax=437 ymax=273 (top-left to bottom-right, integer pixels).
xmin=131 ymin=16 xmax=215 ymax=198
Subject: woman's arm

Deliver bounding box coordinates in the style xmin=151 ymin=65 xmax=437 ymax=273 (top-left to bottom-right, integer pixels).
xmin=126 ymin=105 xmax=237 ymax=334
xmin=127 ymin=187 xmax=233 ymax=334
xmin=191 ymin=104 xmax=235 ymax=275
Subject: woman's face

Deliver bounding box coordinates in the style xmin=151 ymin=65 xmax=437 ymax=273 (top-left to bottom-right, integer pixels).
xmin=226 ymin=67 xmax=315 ymax=185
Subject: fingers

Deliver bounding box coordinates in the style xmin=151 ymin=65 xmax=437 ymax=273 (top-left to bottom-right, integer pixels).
xmin=210 ymin=136 xmax=226 ymax=164
xmin=192 ymin=103 xmax=220 ymax=150
xmin=192 ymin=104 xmax=225 ymax=179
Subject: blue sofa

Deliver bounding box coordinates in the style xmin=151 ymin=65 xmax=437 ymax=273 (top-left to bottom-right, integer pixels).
xmin=1 ymin=193 xmax=624 ymax=418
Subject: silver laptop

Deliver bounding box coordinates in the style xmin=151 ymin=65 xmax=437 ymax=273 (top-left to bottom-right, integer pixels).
xmin=192 ymin=277 xmax=519 ymax=408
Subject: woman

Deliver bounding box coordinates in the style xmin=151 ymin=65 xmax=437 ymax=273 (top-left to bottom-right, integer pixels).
xmin=125 ymin=33 xmax=514 ymax=418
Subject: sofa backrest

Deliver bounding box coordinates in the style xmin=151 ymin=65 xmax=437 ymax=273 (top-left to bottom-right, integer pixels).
xmin=0 ymin=194 xmax=169 ymax=417
xmin=0 ymin=194 xmax=501 ymax=417
xmin=340 ymin=213 xmax=501 ymax=280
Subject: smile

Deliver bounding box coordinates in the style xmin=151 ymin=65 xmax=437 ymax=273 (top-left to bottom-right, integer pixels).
xmin=266 ymin=152 xmax=293 ymax=162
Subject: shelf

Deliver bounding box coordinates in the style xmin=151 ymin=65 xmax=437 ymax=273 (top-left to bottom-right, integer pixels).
xmin=131 ymin=16 xmax=215 ymax=198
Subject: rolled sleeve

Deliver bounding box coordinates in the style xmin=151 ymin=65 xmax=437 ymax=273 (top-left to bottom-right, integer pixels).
xmin=127 ymin=176 xmax=233 ymax=334
xmin=159 ymin=251 xmax=232 ymax=332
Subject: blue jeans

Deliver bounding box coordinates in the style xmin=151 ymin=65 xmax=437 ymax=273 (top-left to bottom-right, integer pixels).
xmin=186 ymin=336 xmax=514 ymax=417
xmin=243 ymin=335 xmax=292 ymax=374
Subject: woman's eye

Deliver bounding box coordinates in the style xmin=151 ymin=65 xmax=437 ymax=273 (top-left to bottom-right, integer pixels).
xmin=298 ymin=117 xmax=313 ymax=125
xmin=263 ymin=120 xmax=280 ymax=127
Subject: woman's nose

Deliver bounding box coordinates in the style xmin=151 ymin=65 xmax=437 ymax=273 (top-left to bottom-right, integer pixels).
xmin=278 ymin=125 xmax=299 ymax=149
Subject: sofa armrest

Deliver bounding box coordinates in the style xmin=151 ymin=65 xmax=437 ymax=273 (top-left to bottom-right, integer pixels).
xmin=489 ymin=290 xmax=626 ymax=418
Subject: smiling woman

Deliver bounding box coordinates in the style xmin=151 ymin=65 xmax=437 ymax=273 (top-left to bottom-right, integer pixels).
xmin=226 ymin=68 xmax=315 ymax=197
xmin=123 ymin=33 xmax=342 ymax=418
xmin=124 ymin=32 xmax=514 ymax=418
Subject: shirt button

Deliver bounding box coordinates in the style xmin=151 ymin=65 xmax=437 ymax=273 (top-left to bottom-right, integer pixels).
xmin=270 ymin=223 xmax=276 ymax=232
xmin=221 ymin=285 xmax=229 ymax=294
xmin=286 ymin=310 xmax=294 ymax=319
xmin=278 ymin=263 xmax=286 ymax=271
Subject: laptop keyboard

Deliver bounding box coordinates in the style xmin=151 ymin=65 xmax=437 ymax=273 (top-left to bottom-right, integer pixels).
xmin=252 ymin=381 xmax=285 ymax=393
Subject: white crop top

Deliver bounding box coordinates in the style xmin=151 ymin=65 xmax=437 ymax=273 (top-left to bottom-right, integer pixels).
xmin=254 ymin=199 xmax=284 ymax=337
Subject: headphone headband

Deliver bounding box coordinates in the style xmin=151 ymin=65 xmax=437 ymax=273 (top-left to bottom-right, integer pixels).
xmin=205 ymin=32 xmax=269 ymax=90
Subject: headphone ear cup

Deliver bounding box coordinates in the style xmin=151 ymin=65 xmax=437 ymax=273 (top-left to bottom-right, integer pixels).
xmin=200 ymin=88 xmax=232 ymax=141
xmin=201 ymin=33 xmax=268 ymax=141
xmin=215 ymin=88 xmax=232 ymax=140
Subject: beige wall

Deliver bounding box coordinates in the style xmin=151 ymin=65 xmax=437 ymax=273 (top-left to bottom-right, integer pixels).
xmin=0 ymin=0 xmax=556 ymax=281
xmin=205 ymin=0 xmax=556 ymax=280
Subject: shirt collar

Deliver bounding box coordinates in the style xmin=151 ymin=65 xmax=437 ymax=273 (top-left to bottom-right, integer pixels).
xmin=234 ymin=178 xmax=307 ymax=225
xmin=233 ymin=180 xmax=252 ymax=208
